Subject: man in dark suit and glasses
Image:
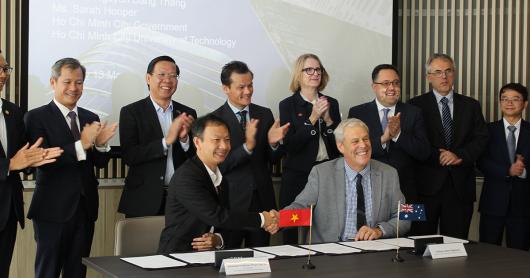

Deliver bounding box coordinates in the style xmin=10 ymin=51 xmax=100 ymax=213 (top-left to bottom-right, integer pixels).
xmin=478 ymin=83 xmax=530 ymax=251
xmin=118 ymin=56 xmax=196 ymax=218
xmin=212 ymin=61 xmax=289 ymax=248
xmin=25 ymin=58 xmax=117 ymax=278
xmin=158 ymin=114 xmax=279 ymax=253
xmin=408 ymin=53 xmax=488 ymax=239
xmin=0 ymin=51 xmax=62 ymax=277
xmin=348 ymin=64 xmax=430 ymax=204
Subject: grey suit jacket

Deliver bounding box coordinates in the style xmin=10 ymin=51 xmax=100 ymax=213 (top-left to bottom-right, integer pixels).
xmin=285 ymin=158 xmax=410 ymax=243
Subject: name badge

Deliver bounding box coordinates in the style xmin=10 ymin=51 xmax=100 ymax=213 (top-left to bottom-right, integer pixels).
xmin=423 ymin=242 xmax=467 ymax=259
xmin=219 ymin=257 xmax=271 ymax=275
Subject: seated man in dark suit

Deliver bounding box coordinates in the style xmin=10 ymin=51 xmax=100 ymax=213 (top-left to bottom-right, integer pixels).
xmin=277 ymin=118 xmax=410 ymax=243
xmin=348 ymin=64 xmax=430 ymax=203
xmin=158 ymin=114 xmax=278 ymax=253
xmin=478 ymin=83 xmax=530 ymax=251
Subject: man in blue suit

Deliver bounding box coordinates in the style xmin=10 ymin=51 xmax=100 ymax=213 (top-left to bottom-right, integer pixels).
xmin=25 ymin=58 xmax=117 ymax=278
xmin=478 ymin=83 xmax=530 ymax=251
xmin=348 ymin=64 xmax=430 ymax=203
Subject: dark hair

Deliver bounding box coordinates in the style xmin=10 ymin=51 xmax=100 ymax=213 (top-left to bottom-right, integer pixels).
xmin=146 ymin=56 xmax=179 ymax=75
xmin=51 ymin=58 xmax=86 ymax=81
xmin=191 ymin=113 xmax=230 ymax=139
xmin=499 ymin=82 xmax=528 ymax=101
xmin=371 ymin=64 xmax=400 ymax=82
xmin=220 ymin=61 xmax=253 ymax=86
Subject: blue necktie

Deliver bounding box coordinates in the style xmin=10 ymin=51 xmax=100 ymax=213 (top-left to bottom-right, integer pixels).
xmin=507 ymin=125 xmax=517 ymax=163
xmin=381 ymin=108 xmax=390 ymax=131
xmin=440 ymin=97 xmax=453 ymax=147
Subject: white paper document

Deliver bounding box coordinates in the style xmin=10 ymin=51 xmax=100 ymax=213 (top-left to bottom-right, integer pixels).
xmin=339 ymin=240 xmax=398 ymax=251
xmin=170 ymin=251 xmax=215 ymax=264
xmin=254 ymin=245 xmax=316 ymax=257
xmin=376 ymin=238 xmax=415 ymax=248
xmin=300 ymin=243 xmax=362 ymax=254
xmin=408 ymin=235 xmax=469 ymax=244
xmin=121 ymin=255 xmax=187 ymax=269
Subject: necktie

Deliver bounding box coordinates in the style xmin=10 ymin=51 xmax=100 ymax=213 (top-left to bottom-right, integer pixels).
xmin=440 ymin=97 xmax=453 ymax=147
xmin=237 ymin=110 xmax=247 ymax=132
xmin=67 ymin=111 xmax=81 ymax=141
xmin=356 ymin=174 xmax=367 ymax=230
xmin=507 ymin=125 xmax=517 ymax=163
xmin=381 ymin=108 xmax=390 ymax=131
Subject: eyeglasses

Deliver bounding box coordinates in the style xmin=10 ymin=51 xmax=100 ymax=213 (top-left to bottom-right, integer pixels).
xmin=302 ymin=67 xmax=323 ymax=75
xmin=151 ymin=72 xmax=179 ymax=80
xmin=0 ymin=66 xmax=13 ymax=74
xmin=500 ymin=97 xmax=523 ymax=103
xmin=428 ymin=69 xmax=454 ymax=78
xmin=373 ymin=80 xmax=401 ymax=88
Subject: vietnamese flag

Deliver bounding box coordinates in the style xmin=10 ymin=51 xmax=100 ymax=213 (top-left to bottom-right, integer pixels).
xmin=279 ymin=208 xmax=312 ymax=227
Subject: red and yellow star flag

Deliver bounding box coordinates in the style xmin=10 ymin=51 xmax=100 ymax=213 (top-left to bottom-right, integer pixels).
xmin=279 ymin=208 xmax=312 ymax=227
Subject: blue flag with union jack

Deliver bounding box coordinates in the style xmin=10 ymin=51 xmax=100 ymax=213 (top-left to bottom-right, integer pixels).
xmin=399 ymin=204 xmax=426 ymax=221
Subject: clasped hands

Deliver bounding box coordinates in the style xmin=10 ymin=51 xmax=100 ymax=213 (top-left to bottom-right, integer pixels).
xmin=261 ymin=209 xmax=280 ymax=235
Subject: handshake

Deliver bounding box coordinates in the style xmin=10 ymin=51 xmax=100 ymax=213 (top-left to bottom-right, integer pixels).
xmin=261 ymin=210 xmax=281 ymax=234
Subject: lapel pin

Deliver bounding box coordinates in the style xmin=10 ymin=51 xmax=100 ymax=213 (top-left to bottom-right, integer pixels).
xmin=297 ymin=113 xmax=303 ymax=117
xmin=4 ymin=110 xmax=9 ymax=115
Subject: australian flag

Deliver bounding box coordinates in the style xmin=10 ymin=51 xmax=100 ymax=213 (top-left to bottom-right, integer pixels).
xmin=399 ymin=204 xmax=426 ymax=221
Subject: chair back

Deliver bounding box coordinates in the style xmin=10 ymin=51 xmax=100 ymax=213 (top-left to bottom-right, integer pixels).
xmin=114 ymin=216 xmax=165 ymax=256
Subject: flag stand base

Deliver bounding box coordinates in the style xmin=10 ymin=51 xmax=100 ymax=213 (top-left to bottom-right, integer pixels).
xmin=302 ymin=261 xmax=316 ymax=269
xmin=392 ymin=253 xmax=404 ymax=263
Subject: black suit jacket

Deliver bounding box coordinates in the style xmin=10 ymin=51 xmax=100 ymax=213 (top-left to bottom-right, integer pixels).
xmin=25 ymin=101 xmax=110 ymax=222
xmin=348 ymin=101 xmax=430 ymax=201
xmin=279 ymin=92 xmax=340 ymax=173
xmin=478 ymin=120 xmax=530 ymax=217
xmin=118 ymin=97 xmax=197 ymax=217
xmin=158 ymin=156 xmax=261 ymax=253
xmin=212 ymin=102 xmax=282 ymax=211
xmin=0 ymin=99 xmax=26 ymax=230
xmin=408 ymin=91 xmax=488 ymax=202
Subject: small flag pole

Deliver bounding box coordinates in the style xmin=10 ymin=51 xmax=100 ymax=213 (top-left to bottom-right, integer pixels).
xmin=392 ymin=200 xmax=404 ymax=262
xmin=302 ymin=204 xmax=316 ymax=270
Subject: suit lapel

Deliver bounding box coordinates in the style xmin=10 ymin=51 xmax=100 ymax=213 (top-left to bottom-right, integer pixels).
xmin=452 ymin=93 xmax=464 ymax=144
xmin=492 ymin=120 xmax=511 ymax=164
xmin=426 ymin=92 xmax=445 ymax=142
xmin=191 ymin=156 xmax=219 ymax=200
xmin=334 ymin=158 xmax=346 ymax=236
xmin=517 ymin=120 xmax=530 ymax=157
xmin=48 ymin=101 xmax=76 ymax=141
xmin=369 ymin=161 xmax=383 ymax=225
xmin=221 ymin=102 xmax=245 ymax=146
xmin=142 ymin=97 xmax=164 ymax=139
xmin=3 ymin=100 xmax=15 ymax=157
xmin=368 ymin=101 xmax=384 ymax=136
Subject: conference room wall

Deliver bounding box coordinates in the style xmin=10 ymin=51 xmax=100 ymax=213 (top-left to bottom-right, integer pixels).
xmin=396 ymin=0 xmax=530 ymax=122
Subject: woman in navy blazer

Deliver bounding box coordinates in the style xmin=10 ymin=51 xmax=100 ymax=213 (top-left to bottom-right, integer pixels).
xmin=278 ymin=54 xmax=341 ymax=244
